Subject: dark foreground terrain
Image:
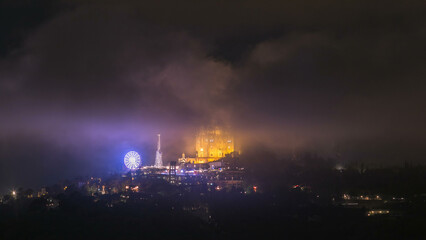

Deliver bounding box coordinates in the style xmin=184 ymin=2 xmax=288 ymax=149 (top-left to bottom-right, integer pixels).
xmin=2 ymin=184 xmax=426 ymax=239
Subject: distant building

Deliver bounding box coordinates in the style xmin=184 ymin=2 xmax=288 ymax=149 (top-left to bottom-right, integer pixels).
xmin=169 ymin=161 xmax=177 ymax=184
xmin=37 ymin=187 xmax=47 ymax=197
xmin=180 ymin=126 xmax=236 ymax=164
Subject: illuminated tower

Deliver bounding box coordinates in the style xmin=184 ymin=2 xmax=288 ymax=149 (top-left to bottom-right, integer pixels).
xmin=154 ymin=134 xmax=163 ymax=167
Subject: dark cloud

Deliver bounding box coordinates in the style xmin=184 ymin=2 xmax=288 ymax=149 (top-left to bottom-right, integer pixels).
xmin=0 ymin=0 xmax=425 ymax=193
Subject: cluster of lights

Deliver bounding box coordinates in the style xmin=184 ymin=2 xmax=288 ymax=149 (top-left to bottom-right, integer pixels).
xmin=367 ymin=209 xmax=390 ymax=216
xmin=343 ymin=194 xmax=381 ymax=200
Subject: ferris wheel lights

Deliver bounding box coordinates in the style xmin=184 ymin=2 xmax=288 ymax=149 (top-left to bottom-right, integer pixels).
xmin=124 ymin=151 xmax=141 ymax=170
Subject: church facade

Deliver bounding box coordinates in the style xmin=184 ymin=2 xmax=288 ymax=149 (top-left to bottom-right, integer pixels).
xmin=179 ymin=126 xmax=235 ymax=164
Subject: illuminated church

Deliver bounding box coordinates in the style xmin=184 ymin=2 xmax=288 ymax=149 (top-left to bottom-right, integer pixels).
xmin=179 ymin=126 xmax=235 ymax=164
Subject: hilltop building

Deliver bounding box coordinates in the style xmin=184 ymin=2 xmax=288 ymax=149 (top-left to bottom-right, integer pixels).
xmin=179 ymin=126 xmax=236 ymax=164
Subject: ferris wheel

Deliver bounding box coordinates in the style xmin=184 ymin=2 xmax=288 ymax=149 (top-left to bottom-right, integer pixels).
xmin=124 ymin=151 xmax=141 ymax=170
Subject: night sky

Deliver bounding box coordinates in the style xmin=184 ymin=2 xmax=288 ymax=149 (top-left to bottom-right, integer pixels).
xmin=0 ymin=0 xmax=425 ymax=193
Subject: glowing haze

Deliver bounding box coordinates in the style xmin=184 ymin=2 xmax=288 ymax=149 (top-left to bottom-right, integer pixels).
xmin=0 ymin=0 xmax=425 ymax=193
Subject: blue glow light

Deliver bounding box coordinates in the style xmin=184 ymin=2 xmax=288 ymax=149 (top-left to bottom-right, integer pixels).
xmin=124 ymin=151 xmax=141 ymax=170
